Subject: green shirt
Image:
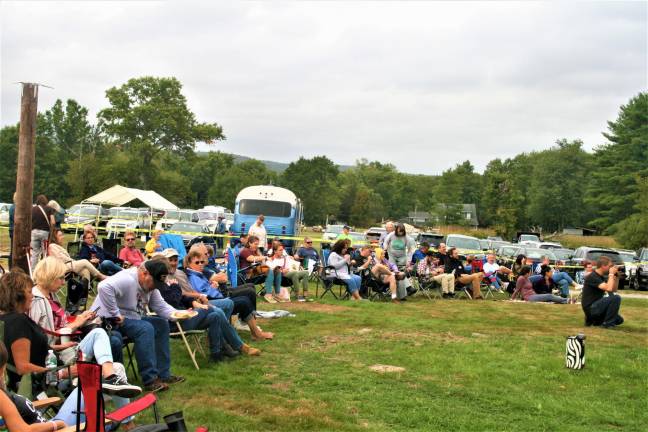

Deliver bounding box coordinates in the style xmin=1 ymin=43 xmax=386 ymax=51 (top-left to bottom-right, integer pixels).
xmin=336 ymin=233 xmax=353 ymax=241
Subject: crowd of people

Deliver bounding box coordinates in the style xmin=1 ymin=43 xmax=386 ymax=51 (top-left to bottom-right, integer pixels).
xmin=0 ymin=202 xmax=627 ymax=429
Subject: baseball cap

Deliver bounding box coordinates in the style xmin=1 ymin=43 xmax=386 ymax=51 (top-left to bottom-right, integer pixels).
xmin=161 ymin=248 xmax=179 ymax=258
xmin=144 ymin=260 xmax=169 ymax=291
xmin=343 ymin=225 xmax=351 ymax=230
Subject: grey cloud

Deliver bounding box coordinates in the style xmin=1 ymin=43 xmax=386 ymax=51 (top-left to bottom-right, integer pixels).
xmin=1 ymin=1 xmax=646 ymax=175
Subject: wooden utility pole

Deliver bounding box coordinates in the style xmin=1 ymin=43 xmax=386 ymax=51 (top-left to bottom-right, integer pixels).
xmin=12 ymin=83 xmax=39 ymax=273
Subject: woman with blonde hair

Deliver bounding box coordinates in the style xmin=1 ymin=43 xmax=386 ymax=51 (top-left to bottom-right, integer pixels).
xmin=48 ymin=228 xmax=107 ymax=281
xmin=30 ymin=257 xmax=141 ymax=397
xmin=145 ymin=230 xmax=164 ymax=257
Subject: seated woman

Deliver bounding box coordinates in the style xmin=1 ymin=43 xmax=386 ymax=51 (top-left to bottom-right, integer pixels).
xmin=78 ymin=231 xmax=122 ymax=276
xmin=239 ymin=235 xmax=282 ymax=303
xmin=29 ymin=257 xmax=141 ymax=397
xmin=0 ymin=339 xmax=68 ymax=431
xmin=145 ymin=230 xmax=164 ymax=258
xmin=118 ymin=230 xmax=145 ymax=268
xmin=512 ymin=266 xmax=568 ymax=304
xmin=184 ymin=250 xmax=274 ymax=341
xmin=152 ymin=255 xmax=259 ymax=360
xmin=327 ymin=240 xmax=362 ymax=300
xmin=267 ymin=243 xmax=311 ymax=302
xmin=47 ymin=228 xmax=107 ymax=281
xmin=373 ymin=248 xmax=406 ymax=303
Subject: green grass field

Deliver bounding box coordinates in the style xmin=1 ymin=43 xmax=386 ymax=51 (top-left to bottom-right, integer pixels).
xmin=150 ymin=292 xmax=647 ymax=431
xmin=1 ymin=229 xmax=646 ymax=430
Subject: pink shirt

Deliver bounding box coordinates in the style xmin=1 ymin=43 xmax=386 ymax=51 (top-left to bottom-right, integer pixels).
xmin=119 ymin=247 xmax=145 ymax=267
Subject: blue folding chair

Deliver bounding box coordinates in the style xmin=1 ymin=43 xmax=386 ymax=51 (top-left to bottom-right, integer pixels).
xmin=315 ymin=248 xmax=350 ymax=299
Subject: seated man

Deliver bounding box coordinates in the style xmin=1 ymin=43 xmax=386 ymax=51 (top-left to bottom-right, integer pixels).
xmin=417 ymin=251 xmax=455 ymax=298
xmin=352 ymin=246 xmax=398 ymax=300
xmin=295 ymin=237 xmax=320 ymax=267
xmin=90 ymin=261 xmax=185 ymax=392
xmin=582 ymin=256 xmax=623 ymax=328
xmin=410 ymin=242 xmax=430 ymax=267
xmin=445 ymin=247 xmax=484 ymax=299
xmin=78 ymin=230 xmax=123 ymax=275
xmin=118 ymin=230 xmax=145 ymax=268
xmin=482 ymin=253 xmax=512 ymax=292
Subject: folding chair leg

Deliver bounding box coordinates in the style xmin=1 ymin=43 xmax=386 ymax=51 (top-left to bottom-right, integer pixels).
xmin=124 ymin=343 xmax=138 ymax=381
xmin=176 ymin=323 xmax=200 ymax=370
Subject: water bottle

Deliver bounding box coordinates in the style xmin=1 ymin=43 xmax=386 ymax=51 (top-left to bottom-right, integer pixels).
xmin=45 ymin=350 xmax=58 ymax=386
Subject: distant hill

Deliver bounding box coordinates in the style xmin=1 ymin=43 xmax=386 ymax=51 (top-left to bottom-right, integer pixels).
xmin=198 ymin=151 xmax=353 ymax=173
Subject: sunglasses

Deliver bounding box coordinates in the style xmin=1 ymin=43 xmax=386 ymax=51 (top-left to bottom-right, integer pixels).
xmin=305 ymin=241 xmax=312 ymax=244
xmin=193 ymin=260 xmax=205 ymax=265
xmin=125 ymin=238 xmax=135 ymax=241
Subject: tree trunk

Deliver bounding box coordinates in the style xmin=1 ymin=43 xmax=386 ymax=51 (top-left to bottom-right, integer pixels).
xmin=12 ymin=83 xmax=39 ymax=273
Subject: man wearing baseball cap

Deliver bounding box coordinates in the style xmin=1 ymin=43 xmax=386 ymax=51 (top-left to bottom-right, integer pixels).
xmin=90 ymin=260 xmax=185 ymax=392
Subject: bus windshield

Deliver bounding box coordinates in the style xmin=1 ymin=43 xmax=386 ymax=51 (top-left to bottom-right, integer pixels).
xmin=239 ymin=199 xmax=292 ymax=218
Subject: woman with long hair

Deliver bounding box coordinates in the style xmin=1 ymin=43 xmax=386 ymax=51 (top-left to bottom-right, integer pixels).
xmin=327 ymin=239 xmax=362 ymax=300
xmin=48 ymin=228 xmax=107 ymax=281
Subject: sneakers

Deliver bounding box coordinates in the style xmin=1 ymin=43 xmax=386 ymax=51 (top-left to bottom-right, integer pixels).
xmin=233 ymin=318 xmax=251 ymax=332
xmin=144 ymin=379 xmax=169 ymax=393
xmin=102 ymin=374 xmax=142 ymax=398
xmin=161 ymin=375 xmax=185 ymax=385
xmin=297 ymin=295 xmax=306 ymax=302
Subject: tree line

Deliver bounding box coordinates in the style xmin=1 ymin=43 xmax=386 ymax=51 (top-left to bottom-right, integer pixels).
xmin=0 ymin=77 xmax=646 ymax=248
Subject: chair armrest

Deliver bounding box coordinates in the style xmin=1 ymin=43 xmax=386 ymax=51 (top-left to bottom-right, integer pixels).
xmin=32 ymin=396 xmax=62 ymax=409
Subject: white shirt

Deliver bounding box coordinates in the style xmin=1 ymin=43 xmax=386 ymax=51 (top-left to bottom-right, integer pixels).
xmin=248 ymin=223 xmax=267 ymax=248
xmin=483 ymin=262 xmax=500 ymax=276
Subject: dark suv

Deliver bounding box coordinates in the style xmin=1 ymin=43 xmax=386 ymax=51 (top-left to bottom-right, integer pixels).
xmin=571 ymin=247 xmax=627 ymax=289
xmin=632 ymin=247 xmax=648 ymax=290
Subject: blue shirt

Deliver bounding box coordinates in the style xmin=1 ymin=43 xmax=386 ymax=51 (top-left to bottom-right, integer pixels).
xmin=185 ymin=268 xmax=224 ymax=299
xmin=411 ymin=249 xmax=426 ymax=265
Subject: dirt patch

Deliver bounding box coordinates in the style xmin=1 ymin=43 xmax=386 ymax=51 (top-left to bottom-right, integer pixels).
xmin=278 ymin=302 xmax=354 ymax=314
xmin=369 ymin=364 xmax=406 ymax=373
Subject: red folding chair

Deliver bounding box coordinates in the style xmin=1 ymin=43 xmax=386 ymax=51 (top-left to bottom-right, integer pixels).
xmin=75 ymin=361 xmax=162 ymax=432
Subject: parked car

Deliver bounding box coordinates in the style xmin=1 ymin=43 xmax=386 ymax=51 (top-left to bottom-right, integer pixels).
xmin=348 ymin=232 xmax=367 ymax=248
xmin=0 ymin=203 xmax=10 ymax=226
xmin=365 ymin=227 xmax=386 ymax=245
xmin=479 ymin=239 xmax=490 ymax=251
xmin=487 ymin=236 xmax=503 ymax=241
xmin=445 ymin=234 xmax=483 ymax=259
xmin=170 ymin=222 xmax=212 ymax=247
xmin=323 ymin=224 xmax=346 ymax=242
xmin=106 ymin=209 xmax=154 ymax=237
xmin=155 ymin=209 xmax=199 ymax=231
xmin=514 ymin=231 xmax=542 ymax=246
xmin=489 ymin=240 xmax=510 ymax=251
xmin=197 ymin=206 xmax=230 ymax=234
xmin=552 ymin=248 xmax=575 ymax=262
xmin=631 ymin=247 xmax=648 ymax=290
xmin=63 ymin=204 xmax=110 ymax=232
xmin=538 ymin=242 xmax=563 ymax=250
xmin=416 ymin=232 xmax=444 ymax=248
xmin=570 ymin=247 xmax=627 ymax=289
xmin=519 ymin=247 xmax=558 ymax=267
xmin=495 ymin=245 xmax=522 ymax=267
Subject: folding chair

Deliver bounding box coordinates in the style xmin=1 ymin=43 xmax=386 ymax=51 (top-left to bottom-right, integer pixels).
xmin=121 ymin=335 xmax=139 ymax=381
xmin=417 ymin=275 xmax=443 ymax=300
xmin=362 ymin=270 xmax=391 ymax=302
xmin=226 ymin=247 xmax=265 ymax=293
xmin=454 ymin=280 xmax=473 ymax=300
xmin=67 ymin=241 xmax=82 ymax=259
xmin=74 ymin=361 xmax=164 ymax=432
xmin=314 ymin=249 xmax=349 ymax=299
xmin=169 ymin=322 xmax=206 ymax=371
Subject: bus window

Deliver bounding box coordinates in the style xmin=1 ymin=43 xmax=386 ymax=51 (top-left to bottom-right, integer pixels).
xmin=239 ymin=199 xmax=291 ymax=218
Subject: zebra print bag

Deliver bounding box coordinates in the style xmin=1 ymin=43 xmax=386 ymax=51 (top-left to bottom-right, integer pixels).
xmin=566 ymin=334 xmax=586 ymax=369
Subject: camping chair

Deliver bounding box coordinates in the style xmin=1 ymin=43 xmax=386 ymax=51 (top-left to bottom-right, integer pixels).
xmin=314 ymin=249 xmax=349 ymax=300
xmin=225 ymin=247 xmax=265 ymax=293
xmin=100 ymin=238 xmax=121 ymax=261
xmin=454 ymin=278 xmax=473 ymax=300
xmin=74 ymin=361 xmax=164 ymax=432
xmin=159 ymin=233 xmax=187 ymax=263
xmin=169 ymin=322 xmax=206 ymax=371
xmin=121 ymin=335 xmax=139 ymax=381
xmin=67 ymin=241 xmax=82 ymax=259
xmin=360 ymin=269 xmax=390 ymax=302
xmin=416 ymin=274 xmax=443 ymax=300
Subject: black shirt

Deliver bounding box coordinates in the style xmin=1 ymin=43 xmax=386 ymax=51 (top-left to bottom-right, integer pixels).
xmin=582 ymin=271 xmax=607 ymax=310
xmin=1 ymin=312 xmax=50 ymax=392
xmin=31 ymin=205 xmax=54 ymax=231
xmin=532 ymin=277 xmax=553 ymax=294
xmin=445 ymin=257 xmax=468 ymax=277
xmin=437 ymin=252 xmax=451 ymax=268
xmin=1 ymin=388 xmax=47 ymax=424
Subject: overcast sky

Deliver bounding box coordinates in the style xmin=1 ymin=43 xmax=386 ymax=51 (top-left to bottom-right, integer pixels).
xmin=1 ymin=1 xmax=646 ymax=174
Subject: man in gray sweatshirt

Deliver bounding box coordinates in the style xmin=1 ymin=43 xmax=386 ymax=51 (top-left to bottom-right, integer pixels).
xmin=91 ymin=260 xmax=184 ymax=392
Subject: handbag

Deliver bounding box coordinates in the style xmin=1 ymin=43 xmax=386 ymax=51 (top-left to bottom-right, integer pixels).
xmin=247 ymin=264 xmax=269 ymax=279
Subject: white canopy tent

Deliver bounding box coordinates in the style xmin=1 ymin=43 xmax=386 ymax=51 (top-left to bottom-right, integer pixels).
xmin=83 ymin=185 xmax=178 ymax=210
xmin=75 ymin=185 xmax=178 ymax=240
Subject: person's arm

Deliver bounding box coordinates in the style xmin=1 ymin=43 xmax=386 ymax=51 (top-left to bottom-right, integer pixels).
xmin=598 ymin=268 xmax=620 ymax=292
xmin=97 ymin=279 xmax=121 ymax=318
xmin=328 ymin=253 xmax=347 ymax=270
xmin=149 ymin=289 xmax=178 ymax=320
xmin=11 ymin=339 xmax=48 ymax=376
xmin=1 ymin=390 xmax=67 ymax=432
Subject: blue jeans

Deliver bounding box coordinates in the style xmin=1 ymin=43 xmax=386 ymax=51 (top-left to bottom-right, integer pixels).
xmin=208 ymin=298 xmax=234 ymax=319
xmin=528 ymin=293 xmax=568 ymax=304
xmin=99 ymin=260 xmax=122 ymax=276
xmin=265 ymin=268 xmax=282 ymax=294
xmin=343 ymin=274 xmax=362 ymax=294
xmin=78 ymin=328 xmax=113 ymax=364
xmin=552 ymin=271 xmax=574 ymax=296
xmin=117 ymin=316 xmax=171 ymax=385
xmin=54 ymin=388 xmax=129 ymax=428
xmin=181 ymin=307 xmax=243 ymax=354
xmin=589 ymin=294 xmax=622 ymax=326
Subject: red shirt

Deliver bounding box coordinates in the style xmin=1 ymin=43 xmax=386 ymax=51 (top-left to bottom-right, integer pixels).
xmin=119 ymin=247 xmax=145 ymax=267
